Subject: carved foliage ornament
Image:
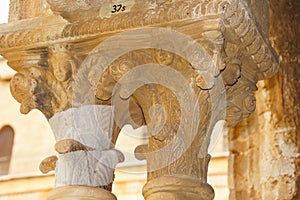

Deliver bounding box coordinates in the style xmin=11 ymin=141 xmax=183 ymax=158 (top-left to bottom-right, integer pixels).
xmin=0 ymin=1 xmax=279 ymax=197
xmin=0 ymin=0 xmax=229 ymax=49
xmin=2 ymin=0 xmax=278 ymax=123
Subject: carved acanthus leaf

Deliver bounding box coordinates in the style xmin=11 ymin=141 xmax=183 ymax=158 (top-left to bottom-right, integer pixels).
xmin=39 ymin=155 xmax=58 ymax=174
xmin=55 ymin=139 xmax=95 ymax=154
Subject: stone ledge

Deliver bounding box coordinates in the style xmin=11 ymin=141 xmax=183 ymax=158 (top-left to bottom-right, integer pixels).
xmin=0 ymin=174 xmax=54 ymax=196
xmin=0 ymin=0 xmax=279 ymax=82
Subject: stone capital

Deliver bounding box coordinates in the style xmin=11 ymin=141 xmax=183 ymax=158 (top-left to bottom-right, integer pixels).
xmin=0 ymin=0 xmax=279 ymax=199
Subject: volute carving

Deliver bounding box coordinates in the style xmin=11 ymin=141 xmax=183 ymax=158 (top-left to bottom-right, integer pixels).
xmin=10 ymin=66 xmax=68 ymax=118
xmin=9 ymin=43 xmax=83 ymax=119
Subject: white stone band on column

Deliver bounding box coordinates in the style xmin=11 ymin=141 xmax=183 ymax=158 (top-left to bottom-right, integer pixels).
xmin=49 ymin=105 xmax=124 ymax=187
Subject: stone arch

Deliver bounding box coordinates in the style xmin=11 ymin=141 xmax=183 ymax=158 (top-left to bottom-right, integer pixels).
xmin=0 ymin=125 xmax=15 ymax=175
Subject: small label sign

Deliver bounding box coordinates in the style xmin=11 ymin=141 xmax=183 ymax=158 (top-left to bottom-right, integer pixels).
xmin=111 ymin=4 xmax=126 ymax=13
xmin=100 ymin=0 xmax=135 ymax=19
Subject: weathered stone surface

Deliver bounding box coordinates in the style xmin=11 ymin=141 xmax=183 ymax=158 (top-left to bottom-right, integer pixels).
xmin=228 ymin=0 xmax=300 ymax=199
xmin=244 ymin=0 xmax=269 ymax=36
xmin=9 ymin=0 xmax=52 ymax=22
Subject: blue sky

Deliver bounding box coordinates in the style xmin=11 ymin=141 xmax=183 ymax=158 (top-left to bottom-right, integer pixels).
xmin=0 ymin=0 xmax=9 ymax=24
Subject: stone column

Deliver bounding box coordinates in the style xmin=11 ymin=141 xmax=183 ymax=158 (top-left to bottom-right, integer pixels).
xmin=0 ymin=0 xmax=280 ymax=199
xmin=7 ymin=43 xmax=124 ymax=199
xmin=47 ymin=186 xmax=117 ymax=200
xmin=46 ymin=106 xmax=123 ymax=200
